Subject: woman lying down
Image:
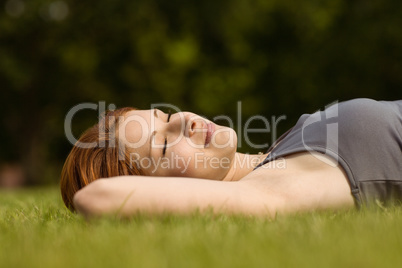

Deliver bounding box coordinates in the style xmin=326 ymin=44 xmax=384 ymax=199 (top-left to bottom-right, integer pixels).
xmin=60 ymin=98 xmax=402 ymax=217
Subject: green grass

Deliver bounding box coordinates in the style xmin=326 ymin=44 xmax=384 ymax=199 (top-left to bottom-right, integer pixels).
xmin=1 ymin=187 xmax=402 ymax=268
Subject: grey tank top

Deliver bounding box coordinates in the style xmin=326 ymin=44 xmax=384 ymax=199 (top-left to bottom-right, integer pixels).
xmin=254 ymin=98 xmax=402 ymax=207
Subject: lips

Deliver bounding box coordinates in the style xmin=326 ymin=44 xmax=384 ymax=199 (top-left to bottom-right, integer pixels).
xmin=204 ymin=123 xmax=215 ymax=147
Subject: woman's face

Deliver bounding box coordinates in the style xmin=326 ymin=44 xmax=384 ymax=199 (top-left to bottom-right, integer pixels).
xmin=119 ymin=109 xmax=237 ymax=180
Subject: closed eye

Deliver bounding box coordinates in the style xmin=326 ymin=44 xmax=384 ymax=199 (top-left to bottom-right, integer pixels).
xmin=162 ymin=110 xmax=172 ymax=156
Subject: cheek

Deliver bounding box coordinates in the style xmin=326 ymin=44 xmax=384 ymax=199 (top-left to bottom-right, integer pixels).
xmin=164 ymin=150 xmax=204 ymax=177
xmin=178 ymin=153 xmax=227 ymax=180
xmin=162 ymin=133 xmax=236 ymax=179
xmin=173 ymin=140 xmax=202 ymax=159
xmin=161 ymin=145 xmax=194 ymax=176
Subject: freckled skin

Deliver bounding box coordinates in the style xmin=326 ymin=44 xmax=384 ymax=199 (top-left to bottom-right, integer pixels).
xmin=74 ymin=109 xmax=355 ymax=218
xmin=119 ymin=109 xmax=237 ymax=180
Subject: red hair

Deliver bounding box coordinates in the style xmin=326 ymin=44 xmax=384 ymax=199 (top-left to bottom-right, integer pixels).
xmin=60 ymin=107 xmax=143 ymax=211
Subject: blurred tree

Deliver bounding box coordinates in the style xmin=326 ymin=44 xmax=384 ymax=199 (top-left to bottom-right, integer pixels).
xmin=0 ymin=0 xmax=401 ymax=185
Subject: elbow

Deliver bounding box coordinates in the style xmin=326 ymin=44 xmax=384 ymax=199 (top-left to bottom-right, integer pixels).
xmin=73 ymin=179 xmax=108 ymax=217
xmin=72 ymin=187 xmax=89 ymax=216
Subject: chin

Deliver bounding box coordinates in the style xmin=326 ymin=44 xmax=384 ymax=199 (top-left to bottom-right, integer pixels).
xmin=213 ymin=126 xmax=237 ymax=148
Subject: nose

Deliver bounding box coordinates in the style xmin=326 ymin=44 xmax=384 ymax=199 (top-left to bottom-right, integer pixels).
xmin=163 ymin=112 xmax=189 ymax=135
xmin=164 ymin=112 xmax=205 ymax=138
xmin=187 ymin=118 xmax=205 ymax=137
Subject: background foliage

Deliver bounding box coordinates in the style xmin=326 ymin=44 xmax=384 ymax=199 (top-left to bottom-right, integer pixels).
xmin=1 ymin=0 xmax=401 ymax=185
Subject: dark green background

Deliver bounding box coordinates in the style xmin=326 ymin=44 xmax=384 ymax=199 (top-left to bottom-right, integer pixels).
xmin=1 ymin=0 xmax=401 ymax=185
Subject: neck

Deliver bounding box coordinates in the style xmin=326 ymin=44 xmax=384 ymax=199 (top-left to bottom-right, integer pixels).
xmin=222 ymin=152 xmax=268 ymax=181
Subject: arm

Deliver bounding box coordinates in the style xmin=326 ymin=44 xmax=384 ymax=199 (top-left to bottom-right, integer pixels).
xmin=73 ymin=154 xmax=354 ymax=218
xmin=73 ymin=176 xmax=284 ymax=218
